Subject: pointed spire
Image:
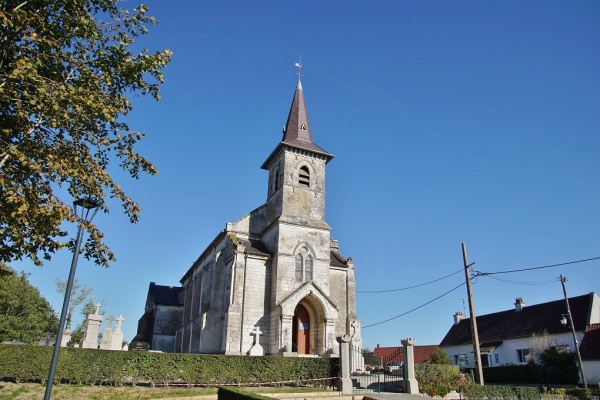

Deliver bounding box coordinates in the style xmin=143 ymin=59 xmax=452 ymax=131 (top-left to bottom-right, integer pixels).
xmin=261 ymin=65 xmax=334 ymax=170
xmin=282 ymin=80 xmax=314 ymax=145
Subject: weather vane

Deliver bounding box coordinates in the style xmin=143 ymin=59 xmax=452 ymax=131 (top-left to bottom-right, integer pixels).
xmin=295 ymin=56 xmax=302 ymax=80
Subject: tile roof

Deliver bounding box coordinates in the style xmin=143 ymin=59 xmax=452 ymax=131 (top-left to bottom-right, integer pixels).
xmin=373 ymin=345 xmax=440 ymax=364
xmin=580 ymin=323 xmax=600 ymax=360
xmin=440 ymin=293 xmax=595 ymax=347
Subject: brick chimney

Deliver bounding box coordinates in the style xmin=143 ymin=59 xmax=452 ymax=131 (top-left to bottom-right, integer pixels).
xmin=515 ymin=297 xmax=525 ymax=311
xmin=453 ymin=312 xmax=464 ymax=325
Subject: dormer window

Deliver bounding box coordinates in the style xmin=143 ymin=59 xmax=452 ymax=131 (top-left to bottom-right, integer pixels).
xmin=299 ymin=166 xmax=310 ymax=188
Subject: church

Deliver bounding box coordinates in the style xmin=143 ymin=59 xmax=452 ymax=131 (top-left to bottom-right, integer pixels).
xmin=135 ymin=74 xmax=362 ymax=356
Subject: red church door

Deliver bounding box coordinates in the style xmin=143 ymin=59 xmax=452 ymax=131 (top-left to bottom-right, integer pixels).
xmin=292 ymin=304 xmax=310 ymax=354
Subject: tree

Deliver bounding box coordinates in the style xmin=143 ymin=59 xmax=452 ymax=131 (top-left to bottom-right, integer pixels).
xmin=54 ymin=277 xmax=93 ymax=329
xmin=0 ymin=262 xmax=58 ymax=343
xmin=0 ymin=0 xmax=172 ymax=267
xmin=430 ymin=348 xmax=452 ymax=365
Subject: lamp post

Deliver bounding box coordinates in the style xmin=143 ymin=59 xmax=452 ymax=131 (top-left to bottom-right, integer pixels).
xmin=44 ymin=198 xmax=100 ymax=400
xmin=560 ymin=275 xmax=587 ymax=389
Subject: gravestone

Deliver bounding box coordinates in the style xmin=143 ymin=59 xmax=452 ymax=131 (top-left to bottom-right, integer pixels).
xmin=129 ymin=341 xmax=150 ymax=351
xmin=80 ymin=303 xmax=103 ymax=349
xmin=99 ymin=315 xmax=114 ymax=350
xmin=109 ymin=314 xmax=125 ymax=350
xmin=60 ymin=327 xmax=72 ymax=347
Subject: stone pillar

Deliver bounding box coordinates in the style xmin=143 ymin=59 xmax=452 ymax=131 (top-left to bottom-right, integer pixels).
xmin=337 ymin=334 xmax=353 ymax=394
xmin=81 ymin=303 xmax=103 ymax=349
xmin=402 ymin=338 xmax=419 ymax=394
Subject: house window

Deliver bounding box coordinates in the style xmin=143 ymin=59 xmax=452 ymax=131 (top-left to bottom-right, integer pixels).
xmin=295 ymin=246 xmax=313 ymax=282
xmin=517 ymin=349 xmax=531 ymax=363
xmin=455 ymin=354 xmax=468 ymax=366
xmin=299 ymin=166 xmax=310 ymax=188
xmin=494 ymin=354 xmax=499 ymax=364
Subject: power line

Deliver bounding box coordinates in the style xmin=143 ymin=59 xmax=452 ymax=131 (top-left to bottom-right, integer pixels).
xmin=484 ymin=275 xmax=561 ymax=286
xmin=358 ymin=269 xmax=463 ymax=293
xmin=476 ymin=256 xmax=600 ymax=276
xmin=362 ymin=281 xmax=465 ymax=329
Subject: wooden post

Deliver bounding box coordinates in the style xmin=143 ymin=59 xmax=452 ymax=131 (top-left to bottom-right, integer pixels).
xmin=560 ymin=275 xmax=587 ymax=388
xmin=462 ymin=243 xmax=484 ymax=385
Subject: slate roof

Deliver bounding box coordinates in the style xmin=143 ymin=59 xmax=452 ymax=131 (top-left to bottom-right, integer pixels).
xmin=440 ymin=293 xmax=595 ymax=347
xmin=261 ymin=79 xmax=333 ymax=170
xmin=148 ymin=282 xmax=183 ymax=306
xmin=580 ymin=323 xmax=600 ymax=360
xmin=238 ymin=238 xmax=270 ymax=256
xmin=373 ymin=345 xmax=440 ymax=364
xmin=330 ymin=250 xmax=349 ymax=267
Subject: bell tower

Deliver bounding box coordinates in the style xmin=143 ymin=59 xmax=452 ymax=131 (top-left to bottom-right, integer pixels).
xmin=260 ymin=74 xmax=334 ymax=302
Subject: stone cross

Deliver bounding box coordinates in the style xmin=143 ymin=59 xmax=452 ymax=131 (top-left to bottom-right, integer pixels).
xmin=106 ymin=315 xmax=115 ymax=329
xmin=251 ymin=326 xmax=262 ymax=345
xmin=94 ymin=303 xmax=102 ymax=315
xmin=115 ymin=315 xmax=125 ymax=333
xmin=248 ymin=326 xmax=264 ymax=356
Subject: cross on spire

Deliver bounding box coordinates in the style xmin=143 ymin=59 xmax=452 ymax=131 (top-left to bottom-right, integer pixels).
xmin=295 ymin=56 xmax=302 ymax=81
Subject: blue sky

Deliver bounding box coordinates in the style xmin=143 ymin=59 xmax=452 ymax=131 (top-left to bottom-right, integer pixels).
xmin=14 ymin=1 xmax=600 ymax=350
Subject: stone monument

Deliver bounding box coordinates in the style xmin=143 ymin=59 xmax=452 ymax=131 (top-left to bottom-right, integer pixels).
xmin=80 ymin=303 xmax=103 ymax=349
xmin=247 ymin=327 xmax=264 ymax=356
xmin=109 ymin=315 xmax=125 ymax=350
xmin=402 ymin=337 xmax=419 ymax=394
xmin=99 ymin=315 xmax=114 ymax=350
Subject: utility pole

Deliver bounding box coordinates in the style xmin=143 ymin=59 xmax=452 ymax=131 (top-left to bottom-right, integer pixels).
xmin=462 ymin=243 xmax=484 ymax=385
xmin=560 ymin=275 xmax=587 ymax=388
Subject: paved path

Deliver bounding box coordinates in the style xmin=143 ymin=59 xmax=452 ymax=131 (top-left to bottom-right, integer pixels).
xmin=364 ymin=393 xmax=426 ymax=400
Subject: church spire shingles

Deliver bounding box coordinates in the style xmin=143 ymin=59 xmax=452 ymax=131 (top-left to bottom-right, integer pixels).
xmin=262 ymin=76 xmax=333 ymax=170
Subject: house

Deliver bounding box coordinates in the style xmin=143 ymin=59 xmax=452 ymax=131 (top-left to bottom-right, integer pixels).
xmin=134 ymin=76 xmax=362 ymax=356
xmin=371 ymin=344 xmax=440 ymax=371
xmin=134 ymin=283 xmax=183 ymax=352
xmin=440 ymin=293 xmax=600 ymax=371
xmin=580 ymin=323 xmax=600 ymax=385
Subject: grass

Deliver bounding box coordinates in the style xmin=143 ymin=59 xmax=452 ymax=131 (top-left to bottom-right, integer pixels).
xmin=0 ymin=383 xmax=331 ymax=400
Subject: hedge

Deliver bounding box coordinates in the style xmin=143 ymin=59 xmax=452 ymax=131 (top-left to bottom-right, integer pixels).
xmin=0 ymin=345 xmax=339 ymax=387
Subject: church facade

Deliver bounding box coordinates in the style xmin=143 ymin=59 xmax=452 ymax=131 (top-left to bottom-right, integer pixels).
xmin=135 ymin=78 xmax=362 ymax=356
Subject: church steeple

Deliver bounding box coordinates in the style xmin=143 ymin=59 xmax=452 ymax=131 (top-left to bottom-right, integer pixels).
xmin=261 ymin=78 xmax=333 ymax=171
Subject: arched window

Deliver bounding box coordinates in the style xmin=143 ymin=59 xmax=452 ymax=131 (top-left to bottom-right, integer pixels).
xmin=298 ymin=165 xmax=310 ymax=188
xmin=295 ymin=246 xmax=313 ymax=282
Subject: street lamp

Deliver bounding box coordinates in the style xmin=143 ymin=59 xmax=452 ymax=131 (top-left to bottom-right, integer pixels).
xmin=44 ymin=198 xmax=100 ymax=400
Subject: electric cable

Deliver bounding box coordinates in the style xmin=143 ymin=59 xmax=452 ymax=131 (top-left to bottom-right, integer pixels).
xmin=476 ymin=256 xmax=600 ymax=276
xmin=357 ymin=268 xmax=463 ymax=293
xmin=484 ymin=275 xmax=561 ymax=286
xmin=362 ymin=281 xmax=465 ymax=328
